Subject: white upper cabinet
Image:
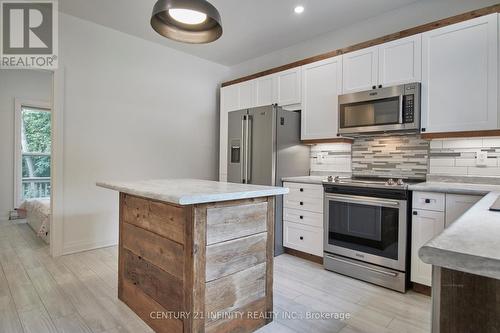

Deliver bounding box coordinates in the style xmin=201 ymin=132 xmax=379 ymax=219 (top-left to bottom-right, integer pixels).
xmin=221 ymin=84 xmax=240 ymax=112
xmin=238 ymin=80 xmax=255 ymax=110
xmin=275 ymin=67 xmax=302 ymax=106
xmin=254 ymin=75 xmax=274 ymax=107
xmin=342 ymin=45 xmax=378 ymax=93
xmin=378 ymin=35 xmax=422 ymax=87
xmin=421 ymin=14 xmax=498 ymax=133
xmin=301 ymin=56 xmax=343 ymax=140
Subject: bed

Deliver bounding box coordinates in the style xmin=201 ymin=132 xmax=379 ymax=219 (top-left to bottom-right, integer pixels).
xmin=18 ymin=198 xmax=50 ymax=244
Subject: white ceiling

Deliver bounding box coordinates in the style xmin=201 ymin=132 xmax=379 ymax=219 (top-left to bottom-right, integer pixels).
xmin=59 ymin=0 xmax=424 ymax=66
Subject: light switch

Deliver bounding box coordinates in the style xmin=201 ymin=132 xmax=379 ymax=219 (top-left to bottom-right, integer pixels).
xmin=476 ymin=151 xmax=488 ymax=167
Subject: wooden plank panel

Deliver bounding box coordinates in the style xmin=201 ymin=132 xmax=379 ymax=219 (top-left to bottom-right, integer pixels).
xmin=123 ymin=194 xmax=185 ymax=244
xmin=221 ymin=4 xmax=500 ymax=87
xmin=205 ymin=298 xmax=268 ymax=333
xmin=205 ymin=263 xmax=266 ymax=323
xmin=184 ymin=205 xmax=206 ymax=333
xmin=440 ymin=268 xmax=500 ymax=332
xmin=121 ymin=279 xmax=183 ymax=333
xmin=206 ymin=232 xmax=267 ymax=282
xmin=122 ymin=222 xmax=184 ymax=280
xmin=123 ymin=249 xmax=184 ymax=312
xmin=265 ymin=197 xmax=275 ymax=323
xmin=206 ymin=202 xmax=268 ymax=245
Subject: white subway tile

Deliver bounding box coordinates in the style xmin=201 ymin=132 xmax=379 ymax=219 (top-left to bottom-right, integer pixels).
xmin=467 ymin=167 xmax=500 ymax=176
xmin=429 ymin=166 xmax=468 ymax=175
xmin=429 ymin=159 xmax=454 ymax=167
xmin=442 ymin=139 xmax=483 ymax=149
xmin=454 ymin=158 xmax=475 ymax=167
xmin=429 ymin=140 xmax=443 ymax=149
xmin=482 ymin=137 xmax=500 ymax=148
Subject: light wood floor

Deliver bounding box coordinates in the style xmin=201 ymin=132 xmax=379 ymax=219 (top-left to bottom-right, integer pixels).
xmin=0 ymin=220 xmax=431 ymax=333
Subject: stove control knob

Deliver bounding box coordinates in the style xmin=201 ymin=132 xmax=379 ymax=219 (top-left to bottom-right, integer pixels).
xmin=386 ymin=178 xmax=395 ymax=186
xmin=397 ymin=179 xmax=405 ymax=186
xmin=327 ymin=176 xmax=333 ymax=182
xmin=333 ymin=176 xmax=340 ymax=183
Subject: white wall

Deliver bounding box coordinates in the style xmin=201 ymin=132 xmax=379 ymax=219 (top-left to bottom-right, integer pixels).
xmin=228 ymin=0 xmax=499 ymax=78
xmin=0 ymin=70 xmax=52 ymax=220
xmin=58 ymin=13 xmax=228 ymax=253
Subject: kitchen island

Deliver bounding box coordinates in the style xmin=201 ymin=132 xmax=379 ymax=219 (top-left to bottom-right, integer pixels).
xmin=97 ymin=179 xmax=288 ymax=333
xmin=419 ymin=192 xmax=500 ymax=333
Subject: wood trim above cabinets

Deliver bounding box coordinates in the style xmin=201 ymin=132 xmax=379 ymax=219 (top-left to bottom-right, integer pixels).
xmin=301 ymin=138 xmax=353 ymax=145
xmin=221 ymin=4 xmax=500 ymax=88
xmin=421 ymin=130 xmax=500 ymax=139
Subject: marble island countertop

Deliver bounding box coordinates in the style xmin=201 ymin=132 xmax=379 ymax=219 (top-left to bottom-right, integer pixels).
xmin=408 ymin=181 xmax=500 ymax=195
xmin=97 ymin=179 xmax=288 ymax=205
xmin=419 ymin=192 xmax=500 ymax=280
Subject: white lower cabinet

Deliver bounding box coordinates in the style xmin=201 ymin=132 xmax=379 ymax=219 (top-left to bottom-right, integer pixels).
xmin=283 ymin=182 xmax=323 ymax=256
xmin=445 ymin=194 xmax=481 ymax=228
xmin=411 ymin=209 xmax=445 ymax=286
xmin=411 ymin=191 xmax=482 ymax=287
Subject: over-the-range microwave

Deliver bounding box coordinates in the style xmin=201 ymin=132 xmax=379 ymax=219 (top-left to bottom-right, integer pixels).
xmin=338 ymin=82 xmax=420 ymax=136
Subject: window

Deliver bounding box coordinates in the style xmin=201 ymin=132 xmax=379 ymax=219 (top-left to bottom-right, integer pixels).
xmin=14 ymin=100 xmax=52 ymax=206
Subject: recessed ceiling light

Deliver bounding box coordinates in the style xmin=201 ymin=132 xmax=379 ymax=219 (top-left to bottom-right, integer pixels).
xmin=294 ymin=5 xmax=304 ymax=14
xmin=169 ymin=8 xmax=207 ymax=25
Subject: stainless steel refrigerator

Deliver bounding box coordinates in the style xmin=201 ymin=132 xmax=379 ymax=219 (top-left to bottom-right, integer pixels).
xmin=227 ymin=104 xmax=310 ymax=255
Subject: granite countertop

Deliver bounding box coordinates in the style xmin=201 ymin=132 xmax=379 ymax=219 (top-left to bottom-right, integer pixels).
xmin=97 ymin=179 xmax=288 ymax=205
xmin=419 ymin=192 xmax=500 ymax=280
xmin=408 ymin=181 xmax=500 ymax=195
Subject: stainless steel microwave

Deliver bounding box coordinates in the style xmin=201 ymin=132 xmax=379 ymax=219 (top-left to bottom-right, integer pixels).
xmin=338 ymin=82 xmax=420 ymax=135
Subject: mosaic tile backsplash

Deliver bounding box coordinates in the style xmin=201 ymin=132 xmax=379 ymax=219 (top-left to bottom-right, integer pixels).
xmin=429 ymin=137 xmax=500 ymax=177
xmin=352 ymin=135 xmax=429 ymax=179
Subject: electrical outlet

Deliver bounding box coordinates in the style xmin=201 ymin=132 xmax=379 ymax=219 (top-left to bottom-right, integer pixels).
xmin=476 ymin=151 xmax=488 ymax=167
xmin=317 ymin=152 xmax=325 ymax=164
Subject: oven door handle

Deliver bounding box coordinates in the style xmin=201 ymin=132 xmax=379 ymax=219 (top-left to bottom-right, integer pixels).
xmin=325 ymin=254 xmax=398 ymax=277
xmin=325 ymin=194 xmax=400 ymax=207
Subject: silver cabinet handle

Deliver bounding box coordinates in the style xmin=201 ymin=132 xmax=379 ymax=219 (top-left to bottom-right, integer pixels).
xmin=325 ymin=255 xmax=398 ymax=277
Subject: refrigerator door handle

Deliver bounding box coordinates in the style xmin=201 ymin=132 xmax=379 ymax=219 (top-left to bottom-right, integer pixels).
xmin=241 ymin=115 xmax=246 ymax=183
xmin=246 ymin=115 xmax=253 ymax=184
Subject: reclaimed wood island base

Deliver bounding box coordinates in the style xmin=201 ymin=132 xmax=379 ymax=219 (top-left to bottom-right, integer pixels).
xmin=97 ymin=179 xmax=288 ymax=333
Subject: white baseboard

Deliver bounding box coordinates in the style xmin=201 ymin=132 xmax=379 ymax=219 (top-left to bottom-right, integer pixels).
xmin=62 ymin=238 xmax=118 ymax=255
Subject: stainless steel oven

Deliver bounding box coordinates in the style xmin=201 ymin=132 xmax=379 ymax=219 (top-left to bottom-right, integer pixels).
xmin=338 ymin=82 xmax=420 ymax=135
xmin=323 ymin=183 xmax=411 ymax=292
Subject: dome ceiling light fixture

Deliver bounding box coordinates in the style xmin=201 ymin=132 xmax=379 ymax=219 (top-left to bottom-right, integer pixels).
xmin=151 ymin=0 xmax=222 ymax=44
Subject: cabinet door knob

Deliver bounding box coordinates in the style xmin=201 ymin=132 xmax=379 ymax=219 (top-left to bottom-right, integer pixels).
xmin=372 ymin=85 xmax=376 ymax=89
xmin=299 ymin=201 xmax=304 ymax=206
xmin=421 ymin=128 xmax=426 ymax=132
xmin=413 ymin=211 xmax=418 ymax=215
xmin=378 ymin=84 xmax=382 ymax=88
xmin=300 ymin=215 xmax=304 ymax=219
xmin=300 ymin=188 xmax=304 ymax=192
xmin=299 ymin=236 xmax=304 ymax=240
xmin=425 ymin=199 xmax=431 ymax=204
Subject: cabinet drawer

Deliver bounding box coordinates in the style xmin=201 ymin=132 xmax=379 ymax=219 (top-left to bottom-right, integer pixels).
xmin=283 ymin=221 xmax=323 ymax=257
xmin=284 ymin=195 xmax=323 ymax=213
xmin=283 ymin=208 xmax=323 ymax=228
xmin=412 ymin=191 xmax=445 ymax=212
xmin=283 ymin=182 xmax=323 ymax=199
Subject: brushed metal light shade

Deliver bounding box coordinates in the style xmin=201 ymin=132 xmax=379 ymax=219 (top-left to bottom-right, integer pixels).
xmin=151 ymin=0 xmax=222 ymax=44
